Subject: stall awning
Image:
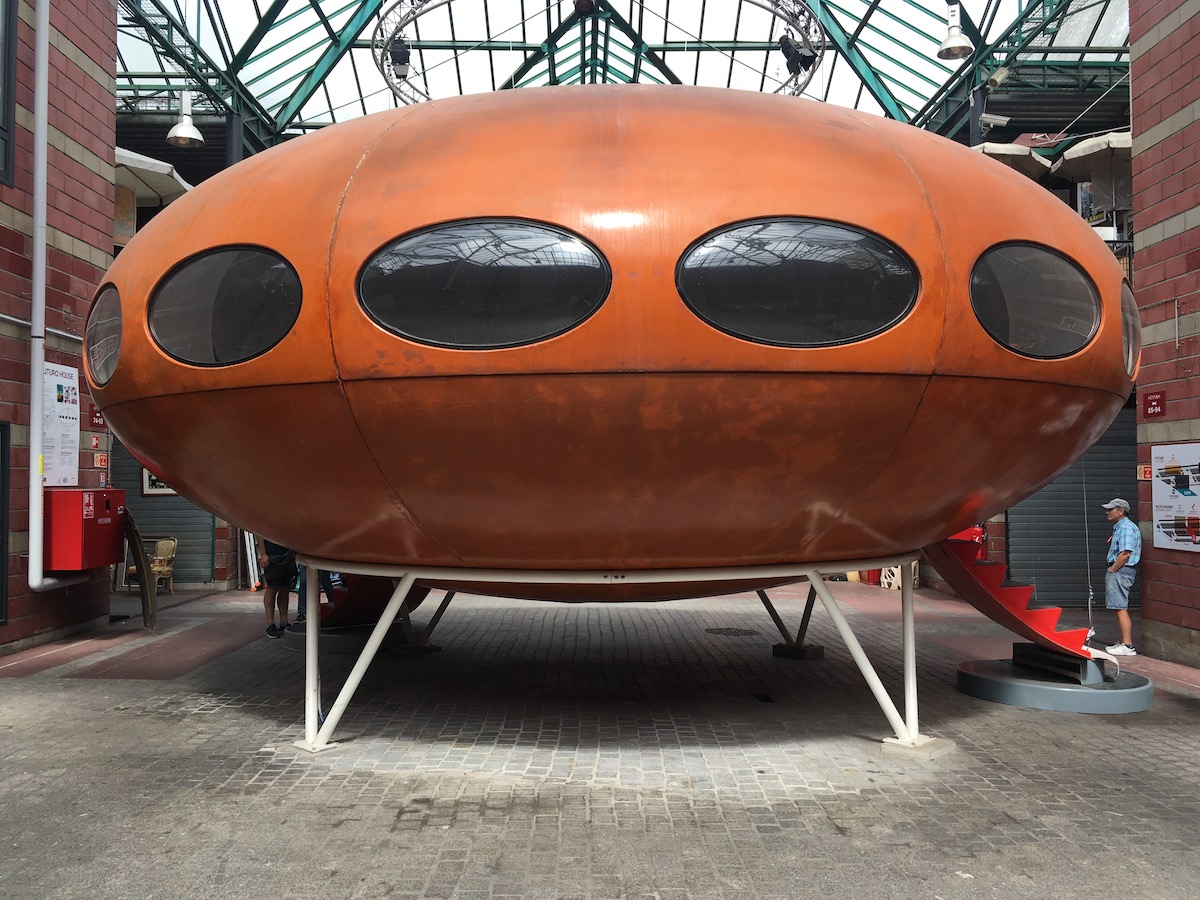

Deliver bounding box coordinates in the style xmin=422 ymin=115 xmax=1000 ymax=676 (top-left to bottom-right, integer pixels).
xmin=1049 ymin=131 xmax=1132 ymax=181
xmin=115 ymin=147 xmax=193 ymax=206
xmin=972 ymin=142 xmax=1052 ymax=181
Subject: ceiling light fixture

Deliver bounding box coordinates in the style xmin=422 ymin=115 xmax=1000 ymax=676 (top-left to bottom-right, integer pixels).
xmin=166 ymin=89 xmax=204 ymax=148
xmin=937 ymin=1 xmax=974 ymax=61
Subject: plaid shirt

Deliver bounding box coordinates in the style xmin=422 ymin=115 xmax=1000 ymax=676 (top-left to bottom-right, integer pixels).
xmin=1107 ymin=516 xmax=1141 ymax=567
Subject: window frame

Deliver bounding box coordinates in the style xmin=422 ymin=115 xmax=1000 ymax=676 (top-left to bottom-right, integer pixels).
xmin=969 ymin=240 xmax=1102 ymax=361
xmin=675 ymin=216 xmax=921 ymax=349
xmin=356 ymin=217 xmax=612 ymax=351
xmin=147 ymin=244 xmax=303 ymax=367
xmin=0 ymin=421 xmax=8 ymax=624
xmin=0 ymin=0 xmax=16 ymax=186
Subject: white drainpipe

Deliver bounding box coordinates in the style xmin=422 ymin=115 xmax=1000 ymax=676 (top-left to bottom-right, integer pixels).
xmin=28 ymin=0 xmax=85 ymax=592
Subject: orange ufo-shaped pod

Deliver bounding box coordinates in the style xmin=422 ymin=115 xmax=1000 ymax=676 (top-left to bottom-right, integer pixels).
xmin=85 ymin=86 xmax=1138 ymax=587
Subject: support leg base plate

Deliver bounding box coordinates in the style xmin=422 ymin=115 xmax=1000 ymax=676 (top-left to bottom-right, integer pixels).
xmin=771 ymin=643 xmax=825 ymax=659
xmin=293 ymin=739 xmax=343 ymax=754
xmin=881 ymin=735 xmax=956 ymax=760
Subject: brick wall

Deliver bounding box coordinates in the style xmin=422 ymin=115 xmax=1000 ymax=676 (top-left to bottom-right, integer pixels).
xmin=0 ymin=1 xmax=117 ymax=651
xmin=1130 ymin=0 xmax=1200 ymax=664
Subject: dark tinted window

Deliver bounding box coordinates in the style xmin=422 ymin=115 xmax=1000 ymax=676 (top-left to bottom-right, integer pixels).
xmin=149 ymin=247 xmax=302 ymax=366
xmin=358 ymin=219 xmax=610 ymax=349
xmin=970 ymin=243 xmax=1100 ymax=359
xmin=676 ymin=218 xmax=918 ymax=347
xmin=85 ymin=285 xmax=121 ymax=385
xmin=1121 ymin=281 xmax=1141 ymax=376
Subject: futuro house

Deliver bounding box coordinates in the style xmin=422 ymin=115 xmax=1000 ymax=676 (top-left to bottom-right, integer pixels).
xmin=84 ymin=86 xmax=1139 ymax=601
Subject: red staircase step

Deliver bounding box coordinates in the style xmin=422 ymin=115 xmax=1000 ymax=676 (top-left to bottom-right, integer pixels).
xmin=922 ymin=539 xmax=1091 ymax=660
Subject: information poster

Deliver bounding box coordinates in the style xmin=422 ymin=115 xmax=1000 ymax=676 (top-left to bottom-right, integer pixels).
xmin=42 ymin=363 xmax=80 ymax=486
xmin=1150 ymin=442 xmax=1200 ymax=552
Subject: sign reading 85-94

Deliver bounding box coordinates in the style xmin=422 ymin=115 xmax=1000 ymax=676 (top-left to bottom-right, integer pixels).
xmin=1151 ymin=442 xmax=1200 ymax=552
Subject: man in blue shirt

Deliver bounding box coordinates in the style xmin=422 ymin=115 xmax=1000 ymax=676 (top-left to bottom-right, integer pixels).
xmin=1102 ymin=498 xmax=1141 ymax=656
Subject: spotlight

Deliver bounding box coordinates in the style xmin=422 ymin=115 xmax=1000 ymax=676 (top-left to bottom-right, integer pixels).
xmin=779 ymin=34 xmax=816 ymax=76
xmin=389 ymin=36 xmax=411 ymax=79
xmin=575 ymin=0 xmax=596 ymax=15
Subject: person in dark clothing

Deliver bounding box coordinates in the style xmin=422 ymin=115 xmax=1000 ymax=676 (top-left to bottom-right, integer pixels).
xmin=255 ymin=535 xmax=297 ymax=639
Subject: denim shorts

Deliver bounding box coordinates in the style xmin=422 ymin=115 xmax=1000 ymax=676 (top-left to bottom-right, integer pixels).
xmin=1105 ymin=568 xmax=1135 ymax=610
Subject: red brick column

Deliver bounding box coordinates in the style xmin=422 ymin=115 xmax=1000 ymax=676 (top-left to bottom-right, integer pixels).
xmin=0 ymin=2 xmax=118 ymax=652
xmin=1130 ymin=0 xmax=1200 ymax=664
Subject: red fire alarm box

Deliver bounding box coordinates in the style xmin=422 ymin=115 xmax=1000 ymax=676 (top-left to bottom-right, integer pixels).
xmin=44 ymin=488 xmax=126 ymax=570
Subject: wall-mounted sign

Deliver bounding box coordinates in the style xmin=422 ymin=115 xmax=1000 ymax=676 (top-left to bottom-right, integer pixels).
xmin=1143 ymin=390 xmax=1166 ymax=418
xmin=43 ymin=364 xmax=80 ymax=486
xmin=1138 ymin=465 xmax=1153 ymax=480
xmin=90 ymin=405 xmax=106 ymax=429
xmin=1150 ymin=442 xmax=1200 ymax=552
xmin=94 ymin=452 xmax=108 ymax=468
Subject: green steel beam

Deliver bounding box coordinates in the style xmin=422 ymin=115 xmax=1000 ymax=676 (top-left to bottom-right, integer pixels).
xmin=499 ymin=13 xmax=583 ymax=90
xmin=598 ymin=1 xmax=682 ymax=84
xmin=911 ymin=0 xmax=1127 ymax=135
xmin=273 ymin=1 xmax=386 ymax=130
xmin=117 ymin=0 xmax=277 ymax=151
xmin=814 ymin=9 xmax=909 ymax=120
xmin=227 ymin=0 xmax=290 ymax=75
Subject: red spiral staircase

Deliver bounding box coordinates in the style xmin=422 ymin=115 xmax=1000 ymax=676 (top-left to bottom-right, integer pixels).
xmin=922 ymin=539 xmax=1092 ymax=660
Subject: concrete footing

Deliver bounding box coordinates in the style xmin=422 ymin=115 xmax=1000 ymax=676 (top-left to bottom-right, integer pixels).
xmin=881 ymin=735 xmax=957 ymax=760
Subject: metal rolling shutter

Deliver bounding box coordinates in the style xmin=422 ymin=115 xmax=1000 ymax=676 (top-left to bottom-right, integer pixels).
xmin=1007 ymin=405 xmax=1139 ymax=608
xmin=112 ymin=440 xmax=215 ymax=586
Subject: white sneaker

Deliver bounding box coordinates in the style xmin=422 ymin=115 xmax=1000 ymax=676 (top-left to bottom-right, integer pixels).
xmin=1105 ymin=642 xmax=1137 ymax=656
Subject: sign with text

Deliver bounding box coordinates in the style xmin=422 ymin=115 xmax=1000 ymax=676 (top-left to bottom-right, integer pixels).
xmin=1150 ymin=442 xmax=1200 ymax=552
xmin=43 ymin=364 xmax=80 ymax=486
xmin=1142 ymin=390 xmax=1166 ymax=418
xmin=90 ymin=405 xmax=106 ymax=429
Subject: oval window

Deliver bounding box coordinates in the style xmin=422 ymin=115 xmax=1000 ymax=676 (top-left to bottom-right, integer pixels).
xmin=676 ymin=218 xmax=919 ymax=347
xmin=85 ymin=285 xmax=122 ymax=386
xmin=149 ymin=247 xmax=302 ymax=366
xmin=1121 ymin=281 xmax=1141 ymax=377
xmin=358 ymin=219 xmax=610 ymax=349
xmin=970 ymin=244 xmax=1100 ymax=359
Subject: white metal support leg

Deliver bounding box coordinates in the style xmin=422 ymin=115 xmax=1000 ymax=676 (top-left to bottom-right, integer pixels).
xmin=297 ymin=565 xmax=324 ymax=751
xmin=879 ymin=564 xmax=954 ymax=757
xmin=285 ymin=555 xmax=953 ymax=757
xmin=808 ymin=573 xmax=912 ymax=741
xmin=902 ymin=562 xmax=919 ymax=738
xmin=809 ymin=571 xmax=955 ymax=759
xmin=294 ymin=571 xmax=416 ymax=753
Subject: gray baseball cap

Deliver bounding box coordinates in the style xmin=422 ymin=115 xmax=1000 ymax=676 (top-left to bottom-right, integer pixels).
xmin=1101 ymin=498 xmax=1130 ymax=511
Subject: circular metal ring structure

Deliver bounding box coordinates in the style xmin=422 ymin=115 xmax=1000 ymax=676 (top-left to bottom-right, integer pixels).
xmin=372 ymin=0 xmax=827 ymax=104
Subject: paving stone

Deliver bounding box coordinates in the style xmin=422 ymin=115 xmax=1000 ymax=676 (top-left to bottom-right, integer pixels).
xmin=0 ymin=586 xmax=1196 ymax=898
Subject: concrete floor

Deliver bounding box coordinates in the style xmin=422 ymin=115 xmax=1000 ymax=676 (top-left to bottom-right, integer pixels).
xmin=0 ymin=581 xmax=1196 ymax=899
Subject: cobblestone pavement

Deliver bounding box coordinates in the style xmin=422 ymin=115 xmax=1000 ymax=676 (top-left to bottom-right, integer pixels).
xmin=1 ymin=582 xmax=1197 ymax=899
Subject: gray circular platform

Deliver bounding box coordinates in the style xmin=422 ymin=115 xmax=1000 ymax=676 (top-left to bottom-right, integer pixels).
xmin=958 ymin=659 xmax=1154 ymax=714
xmin=282 ymin=621 xmax=404 ymax=654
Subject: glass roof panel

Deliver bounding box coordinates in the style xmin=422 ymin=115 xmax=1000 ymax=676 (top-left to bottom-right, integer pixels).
xmin=115 ymin=1 xmax=1128 ymax=146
